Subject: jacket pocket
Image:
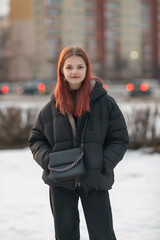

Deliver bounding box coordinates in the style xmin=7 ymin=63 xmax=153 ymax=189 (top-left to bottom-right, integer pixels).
xmin=42 ymin=169 xmax=55 ymax=185
xmin=84 ymin=169 xmax=114 ymax=191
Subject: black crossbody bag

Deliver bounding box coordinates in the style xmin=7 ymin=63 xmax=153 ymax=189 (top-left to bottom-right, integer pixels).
xmin=48 ymin=116 xmax=88 ymax=181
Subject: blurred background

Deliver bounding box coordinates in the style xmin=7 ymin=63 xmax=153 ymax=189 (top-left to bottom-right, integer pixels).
xmin=0 ymin=0 xmax=160 ymax=150
xmin=0 ymin=0 xmax=160 ymax=93
xmin=0 ymin=1 xmax=160 ymax=240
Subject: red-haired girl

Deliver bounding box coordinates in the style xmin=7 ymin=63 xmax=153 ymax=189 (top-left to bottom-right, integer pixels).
xmin=28 ymin=46 xmax=129 ymax=240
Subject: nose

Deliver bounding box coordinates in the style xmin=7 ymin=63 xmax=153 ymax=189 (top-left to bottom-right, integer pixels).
xmin=72 ymin=68 xmax=78 ymax=74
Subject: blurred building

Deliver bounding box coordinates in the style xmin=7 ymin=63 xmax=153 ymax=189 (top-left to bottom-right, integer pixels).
xmin=104 ymin=0 xmax=160 ymax=80
xmin=9 ymin=0 xmax=34 ymax=81
xmin=9 ymin=0 xmax=48 ymax=82
xmin=7 ymin=0 xmax=160 ymax=82
xmin=0 ymin=15 xmax=11 ymax=82
xmin=44 ymin=0 xmax=98 ymax=81
xmin=44 ymin=0 xmax=62 ymax=80
xmin=32 ymin=0 xmax=46 ymax=80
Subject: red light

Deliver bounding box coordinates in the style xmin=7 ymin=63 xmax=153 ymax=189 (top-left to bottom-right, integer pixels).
xmin=1 ymin=85 xmax=9 ymax=94
xmin=140 ymin=83 xmax=148 ymax=91
xmin=38 ymin=82 xmax=45 ymax=92
xmin=126 ymin=83 xmax=134 ymax=91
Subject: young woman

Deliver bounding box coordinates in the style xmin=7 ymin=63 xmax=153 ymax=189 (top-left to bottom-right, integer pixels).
xmin=28 ymin=46 xmax=129 ymax=240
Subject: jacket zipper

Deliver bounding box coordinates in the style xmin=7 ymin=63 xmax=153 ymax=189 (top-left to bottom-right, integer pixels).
xmin=75 ymin=178 xmax=81 ymax=187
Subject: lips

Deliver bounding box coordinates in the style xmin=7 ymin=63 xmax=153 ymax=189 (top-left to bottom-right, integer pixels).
xmin=71 ymin=76 xmax=80 ymax=78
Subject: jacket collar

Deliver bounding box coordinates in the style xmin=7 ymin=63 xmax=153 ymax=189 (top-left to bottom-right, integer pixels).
xmin=90 ymin=80 xmax=107 ymax=105
xmin=51 ymin=80 xmax=107 ymax=143
xmin=67 ymin=80 xmax=97 ymax=143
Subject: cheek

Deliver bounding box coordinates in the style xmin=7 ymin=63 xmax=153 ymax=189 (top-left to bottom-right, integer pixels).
xmin=63 ymin=70 xmax=69 ymax=78
xmin=82 ymin=70 xmax=87 ymax=78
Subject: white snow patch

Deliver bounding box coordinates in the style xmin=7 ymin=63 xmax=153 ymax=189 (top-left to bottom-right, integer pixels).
xmin=0 ymin=149 xmax=160 ymax=239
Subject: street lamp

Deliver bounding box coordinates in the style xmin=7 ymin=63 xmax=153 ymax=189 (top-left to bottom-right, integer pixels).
xmin=129 ymin=50 xmax=139 ymax=78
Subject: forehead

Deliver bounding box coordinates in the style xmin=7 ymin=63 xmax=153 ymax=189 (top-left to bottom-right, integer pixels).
xmin=64 ymin=56 xmax=86 ymax=65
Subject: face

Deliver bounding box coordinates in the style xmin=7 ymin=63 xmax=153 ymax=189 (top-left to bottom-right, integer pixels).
xmin=62 ymin=56 xmax=87 ymax=90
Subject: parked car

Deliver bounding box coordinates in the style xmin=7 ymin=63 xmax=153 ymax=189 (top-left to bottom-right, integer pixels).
xmin=16 ymin=80 xmax=54 ymax=95
xmin=126 ymin=78 xmax=152 ymax=97
xmin=22 ymin=81 xmax=39 ymax=94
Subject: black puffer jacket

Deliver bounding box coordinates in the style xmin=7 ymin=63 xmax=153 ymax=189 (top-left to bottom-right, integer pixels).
xmin=28 ymin=82 xmax=129 ymax=191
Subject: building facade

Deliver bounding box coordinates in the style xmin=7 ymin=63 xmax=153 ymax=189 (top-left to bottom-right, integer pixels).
xmin=103 ymin=0 xmax=160 ymax=81
xmin=0 ymin=15 xmax=11 ymax=82
xmin=8 ymin=0 xmax=160 ymax=82
xmin=9 ymin=0 xmax=47 ymax=82
xmin=9 ymin=0 xmax=35 ymax=81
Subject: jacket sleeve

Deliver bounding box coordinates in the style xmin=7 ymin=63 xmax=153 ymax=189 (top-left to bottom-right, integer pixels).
xmin=28 ymin=111 xmax=52 ymax=170
xmin=103 ymin=100 xmax=129 ymax=172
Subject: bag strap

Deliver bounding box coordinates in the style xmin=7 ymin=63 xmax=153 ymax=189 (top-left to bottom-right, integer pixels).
xmin=80 ymin=114 xmax=89 ymax=147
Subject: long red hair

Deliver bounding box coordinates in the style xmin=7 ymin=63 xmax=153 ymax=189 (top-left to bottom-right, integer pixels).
xmin=54 ymin=46 xmax=93 ymax=117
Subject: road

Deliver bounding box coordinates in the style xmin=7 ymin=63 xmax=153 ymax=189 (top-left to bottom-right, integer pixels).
xmin=0 ymin=89 xmax=160 ymax=108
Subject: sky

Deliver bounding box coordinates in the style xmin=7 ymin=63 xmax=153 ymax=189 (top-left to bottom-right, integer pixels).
xmin=0 ymin=0 xmax=9 ymax=16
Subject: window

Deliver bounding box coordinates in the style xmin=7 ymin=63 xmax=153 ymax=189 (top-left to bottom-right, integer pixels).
xmin=105 ymin=12 xmax=120 ymax=18
xmin=141 ymin=23 xmax=150 ymax=29
xmin=85 ymin=2 xmax=94 ymax=7
xmin=47 ymin=29 xmax=60 ymax=34
xmin=46 ymin=9 xmax=61 ymax=15
xmin=106 ymin=40 xmax=118 ymax=47
xmin=47 ymin=39 xmax=58 ymax=44
xmin=106 ymin=31 xmax=120 ymax=37
xmin=106 ymin=2 xmax=120 ymax=9
xmin=45 ymin=0 xmax=62 ymax=5
xmin=86 ymin=11 xmax=94 ymax=16
xmin=107 ymin=21 xmax=120 ymax=27
xmin=141 ymin=5 xmax=150 ymax=12
xmin=85 ymin=20 xmax=94 ymax=26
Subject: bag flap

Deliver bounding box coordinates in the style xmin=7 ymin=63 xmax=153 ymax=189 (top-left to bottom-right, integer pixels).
xmin=49 ymin=148 xmax=81 ymax=167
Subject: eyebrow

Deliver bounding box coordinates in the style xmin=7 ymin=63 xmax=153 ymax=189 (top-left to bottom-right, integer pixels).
xmin=65 ymin=64 xmax=85 ymax=66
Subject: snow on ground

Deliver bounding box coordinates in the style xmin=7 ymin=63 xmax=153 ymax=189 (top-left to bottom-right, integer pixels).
xmin=0 ymin=148 xmax=160 ymax=240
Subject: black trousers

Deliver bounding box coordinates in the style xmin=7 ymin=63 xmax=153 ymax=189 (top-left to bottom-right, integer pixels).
xmin=49 ymin=186 xmax=117 ymax=240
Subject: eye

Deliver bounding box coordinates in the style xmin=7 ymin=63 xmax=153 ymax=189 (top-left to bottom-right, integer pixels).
xmin=78 ymin=65 xmax=84 ymax=69
xmin=66 ymin=66 xmax=72 ymax=70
